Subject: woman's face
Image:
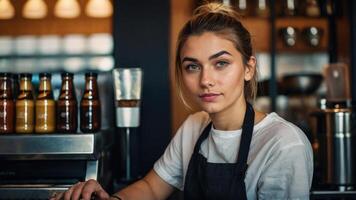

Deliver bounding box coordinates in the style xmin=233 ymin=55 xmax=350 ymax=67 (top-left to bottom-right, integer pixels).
xmin=180 ymin=32 xmax=255 ymax=114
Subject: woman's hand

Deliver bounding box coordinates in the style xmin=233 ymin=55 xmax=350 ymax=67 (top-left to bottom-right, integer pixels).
xmin=50 ymin=179 xmax=110 ymax=200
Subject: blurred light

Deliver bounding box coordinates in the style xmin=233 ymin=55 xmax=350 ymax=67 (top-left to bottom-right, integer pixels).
xmin=54 ymin=0 xmax=80 ymax=19
xmin=85 ymin=0 xmax=112 ymax=18
xmin=89 ymin=56 xmax=114 ymax=71
xmin=23 ymin=0 xmax=48 ymax=19
xmin=0 ymin=0 xmax=15 ymax=19
xmin=63 ymin=57 xmax=86 ymax=72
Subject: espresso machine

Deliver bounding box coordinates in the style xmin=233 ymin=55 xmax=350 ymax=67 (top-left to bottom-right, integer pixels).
xmin=0 ymin=72 xmax=115 ymax=199
xmin=0 ymin=131 xmax=113 ymax=199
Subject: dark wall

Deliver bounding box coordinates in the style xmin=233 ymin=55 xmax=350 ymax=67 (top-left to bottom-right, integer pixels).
xmin=113 ymin=0 xmax=171 ymax=178
xmin=350 ymin=0 xmax=356 ymax=103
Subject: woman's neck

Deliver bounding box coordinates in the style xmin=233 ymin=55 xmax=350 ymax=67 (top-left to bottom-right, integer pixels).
xmin=210 ymin=100 xmax=247 ymax=131
xmin=209 ymin=101 xmax=267 ymax=131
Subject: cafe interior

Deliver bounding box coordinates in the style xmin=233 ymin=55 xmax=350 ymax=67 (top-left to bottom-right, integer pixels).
xmin=0 ymin=0 xmax=356 ymax=199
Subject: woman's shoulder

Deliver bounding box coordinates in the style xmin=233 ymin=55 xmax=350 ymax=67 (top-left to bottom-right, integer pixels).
xmin=174 ymin=111 xmax=211 ymax=139
xmin=181 ymin=111 xmax=210 ymax=130
xmin=254 ymin=112 xmax=311 ymax=149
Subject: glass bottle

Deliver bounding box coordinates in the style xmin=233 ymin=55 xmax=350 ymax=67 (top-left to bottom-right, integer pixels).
xmin=35 ymin=73 xmax=55 ymax=133
xmin=16 ymin=73 xmax=35 ymax=133
xmin=234 ymin=0 xmax=249 ymax=16
xmin=305 ymin=0 xmax=320 ymax=17
xmin=256 ymin=0 xmax=269 ymax=17
xmin=283 ymin=0 xmax=298 ymax=16
xmin=57 ymin=72 xmax=78 ymax=133
xmin=80 ymin=72 xmax=101 ymax=133
xmin=0 ymin=73 xmax=15 ymax=133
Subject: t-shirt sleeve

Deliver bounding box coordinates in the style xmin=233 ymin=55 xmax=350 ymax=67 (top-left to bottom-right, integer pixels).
xmin=257 ymin=144 xmax=313 ymax=200
xmin=153 ymin=126 xmax=184 ymax=190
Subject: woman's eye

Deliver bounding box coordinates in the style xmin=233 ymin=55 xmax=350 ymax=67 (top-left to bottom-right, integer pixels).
xmin=215 ymin=61 xmax=229 ymax=68
xmin=185 ymin=64 xmax=200 ymax=72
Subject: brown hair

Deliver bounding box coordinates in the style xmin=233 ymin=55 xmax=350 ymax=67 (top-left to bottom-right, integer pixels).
xmin=175 ymin=3 xmax=257 ymax=108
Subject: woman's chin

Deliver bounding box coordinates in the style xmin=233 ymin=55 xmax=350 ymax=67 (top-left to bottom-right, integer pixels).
xmin=200 ymin=104 xmax=221 ymax=114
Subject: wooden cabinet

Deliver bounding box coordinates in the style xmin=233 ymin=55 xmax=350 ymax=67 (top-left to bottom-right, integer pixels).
xmin=240 ymin=17 xmax=329 ymax=53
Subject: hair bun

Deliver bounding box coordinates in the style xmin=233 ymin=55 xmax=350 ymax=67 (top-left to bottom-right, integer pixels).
xmin=194 ymin=2 xmax=242 ymax=19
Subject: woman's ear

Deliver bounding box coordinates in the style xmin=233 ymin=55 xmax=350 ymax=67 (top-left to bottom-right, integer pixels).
xmin=244 ymin=56 xmax=256 ymax=81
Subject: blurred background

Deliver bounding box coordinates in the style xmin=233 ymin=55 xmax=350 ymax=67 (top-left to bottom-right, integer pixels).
xmin=0 ymin=0 xmax=355 ymax=199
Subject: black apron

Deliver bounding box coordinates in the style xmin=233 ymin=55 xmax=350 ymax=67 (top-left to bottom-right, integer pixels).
xmin=183 ymin=103 xmax=255 ymax=200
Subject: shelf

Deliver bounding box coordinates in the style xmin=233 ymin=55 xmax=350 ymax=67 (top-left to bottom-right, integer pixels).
xmin=240 ymin=17 xmax=329 ymax=53
xmin=311 ymin=190 xmax=356 ymax=199
xmin=0 ymin=53 xmax=113 ymax=59
xmin=275 ymin=17 xmax=329 ymax=52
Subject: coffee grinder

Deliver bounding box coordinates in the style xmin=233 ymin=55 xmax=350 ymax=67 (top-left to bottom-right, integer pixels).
xmin=112 ymin=68 xmax=142 ymax=182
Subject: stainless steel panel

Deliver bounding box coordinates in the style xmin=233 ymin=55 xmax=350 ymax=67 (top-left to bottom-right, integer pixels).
xmin=0 ymin=185 xmax=69 ymax=199
xmin=85 ymin=160 xmax=99 ymax=181
xmin=315 ymin=108 xmax=355 ymax=185
xmin=0 ymin=134 xmax=94 ymax=155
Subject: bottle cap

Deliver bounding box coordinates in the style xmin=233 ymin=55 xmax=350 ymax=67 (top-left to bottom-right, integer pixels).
xmin=85 ymin=72 xmax=98 ymax=78
xmin=19 ymin=73 xmax=32 ymax=79
xmin=0 ymin=72 xmax=12 ymax=78
xmin=61 ymin=72 xmax=74 ymax=78
xmin=39 ymin=73 xmax=52 ymax=78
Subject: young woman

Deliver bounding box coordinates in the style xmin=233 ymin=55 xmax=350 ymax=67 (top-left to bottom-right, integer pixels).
xmin=52 ymin=3 xmax=313 ymax=200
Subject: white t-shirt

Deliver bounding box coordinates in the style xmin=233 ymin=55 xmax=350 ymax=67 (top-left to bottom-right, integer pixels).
xmin=153 ymin=112 xmax=313 ymax=200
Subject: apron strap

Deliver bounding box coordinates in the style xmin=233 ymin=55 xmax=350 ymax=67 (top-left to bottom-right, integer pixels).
xmin=192 ymin=122 xmax=212 ymax=155
xmin=236 ymin=102 xmax=255 ymax=164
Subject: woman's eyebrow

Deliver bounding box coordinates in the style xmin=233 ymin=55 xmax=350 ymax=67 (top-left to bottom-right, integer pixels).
xmin=181 ymin=50 xmax=231 ymax=63
xmin=209 ymin=50 xmax=232 ymax=60
xmin=182 ymin=57 xmax=198 ymax=63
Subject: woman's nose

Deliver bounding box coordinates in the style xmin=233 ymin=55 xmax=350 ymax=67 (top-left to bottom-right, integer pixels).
xmin=200 ymin=69 xmax=215 ymax=88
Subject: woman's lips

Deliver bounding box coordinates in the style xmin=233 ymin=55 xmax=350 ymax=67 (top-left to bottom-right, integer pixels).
xmin=199 ymin=93 xmax=221 ymax=102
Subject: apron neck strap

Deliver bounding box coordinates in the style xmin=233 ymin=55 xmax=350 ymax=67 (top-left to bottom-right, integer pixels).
xmin=236 ymin=102 xmax=255 ymax=164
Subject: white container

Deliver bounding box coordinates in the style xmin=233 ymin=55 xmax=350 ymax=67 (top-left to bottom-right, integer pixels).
xmin=38 ymin=58 xmax=60 ymax=71
xmin=88 ymin=56 xmax=114 ymax=71
xmin=15 ymin=35 xmax=37 ymax=55
xmin=38 ymin=35 xmax=62 ymax=55
xmin=0 ymin=36 xmax=13 ymax=55
xmin=63 ymin=57 xmax=86 ymax=72
xmin=15 ymin=58 xmax=36 ymax=72
xmin=63 ymin=34 xmax=87 ymax=55
xmin=88 ymin=33 xmax=113 ymax=54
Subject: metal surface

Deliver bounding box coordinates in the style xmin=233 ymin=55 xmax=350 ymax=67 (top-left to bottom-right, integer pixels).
xmin=112 ymin=68 xmax=142 ymax=128
xmin=314 ymin=107 xmax=355 ymax=185
xmin=0 ymin=130 xmax=114 ymax=199
xmin=0 ymin=185 xmax=69 ymax=199
xmin=116 ymin=107 xmax=140 ymax=127
xmin=112 ymin=68 xmax=142 ymax=101
xmin=0 ymin=134 xmax=95 ymax=155
xmin=280 ymin=73 xmax=323 ymax=95
xmin=125 ymin=127 xmax=131 ymax=180
xmin=85 ymin=160 xmax=99 ymax=181
xmin=311 ymin=190 xmax=356 ymax=199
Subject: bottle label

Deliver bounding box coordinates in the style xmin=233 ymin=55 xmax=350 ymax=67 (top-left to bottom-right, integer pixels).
xmin=57 ymin=103 xmax=77 ymax=132
xmin=80 ymin=103 xmax=100 ymax=132
xmin=0 ymin=100 xmax=15 ymax=133
xmin=16 ymin=100 xmax=34 ymax=133
xmin=35 ymin=100 xmax=55 ymax=133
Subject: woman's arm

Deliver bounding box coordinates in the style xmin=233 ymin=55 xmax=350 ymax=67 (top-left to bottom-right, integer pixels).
xmin=50 ymin=169 xmax=174 ymax=200
xmin=113 ymin=170 xmax=175 ymax=200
